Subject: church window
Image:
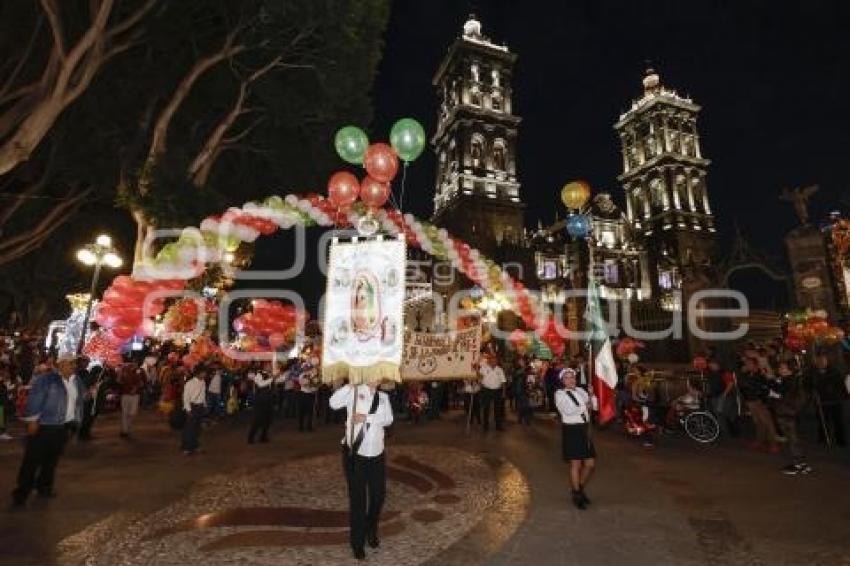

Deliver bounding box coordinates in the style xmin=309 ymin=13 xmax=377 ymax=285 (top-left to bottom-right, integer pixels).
xmin=491 ymin=68 xmax=500 ymax=87
xmin=470 ymin=63 xmax=480 ymax=83
xmin=603 ymin=260 xmax=619 ymax=285
xmin=470 ymin=86 xmax=482 ymax=106
xmin=650 ymin=178 xmax=664 ymax=208
xmin=491 ymin=92 xmax=502 ymax=111
xmin=493 ymin=140 xmax=506 ymax=170
xmin=471 ymin=136 xmax=484 ymax=168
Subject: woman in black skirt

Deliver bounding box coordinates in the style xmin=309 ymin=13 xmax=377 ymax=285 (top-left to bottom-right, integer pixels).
xmin=555 ymin=368 xmax=596 ymax=509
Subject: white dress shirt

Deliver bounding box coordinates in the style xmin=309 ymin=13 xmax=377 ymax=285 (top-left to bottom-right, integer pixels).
xmin=63 ymin=375 xmax=78 ymax=423
xmin=329 ymin=384 xmax=393 ymax=457
xmin=183 ymin=377 xmax=207 ymax=411
xmin=208 ymin=371 xmax=222 ymax=395
xmin=555 ymin=387 xmax=592 ymax=425
xmin=480 ymin=363 xmax=506 ymax=390
xmin=252 ymin=371 xmax=274 ymax=388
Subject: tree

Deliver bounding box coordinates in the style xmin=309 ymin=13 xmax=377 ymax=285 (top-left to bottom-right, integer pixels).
xmin=0 ymin=0 xmax=390 ymax=327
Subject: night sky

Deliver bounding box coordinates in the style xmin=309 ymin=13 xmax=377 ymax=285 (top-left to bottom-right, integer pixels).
xmin=252 ymin=0 xmax=849 ymax=312
xmin=371 ymin=0 xmax=849 ymax=257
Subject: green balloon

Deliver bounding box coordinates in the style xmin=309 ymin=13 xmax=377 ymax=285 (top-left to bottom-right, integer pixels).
xmin=334 ymin=126 xmax=369 ymax=164
xmin=390 ymin=118 xmax=426 ymax=162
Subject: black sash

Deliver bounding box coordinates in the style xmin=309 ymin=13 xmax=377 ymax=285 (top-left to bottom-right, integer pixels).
xmin=565 ymin=390 xmax=587 ymax=423
xmin=347 ymin=388 xmax=381 ymax=459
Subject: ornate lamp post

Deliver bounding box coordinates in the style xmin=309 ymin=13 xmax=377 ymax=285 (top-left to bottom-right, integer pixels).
xmin=76 ymin=234 xmax=122 ymax=354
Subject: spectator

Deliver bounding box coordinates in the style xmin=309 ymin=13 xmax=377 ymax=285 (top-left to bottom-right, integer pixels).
xmin=738 ymin=357 xmax=780 ymax=453
xmin=117 ymin=362 xmax=144 ymax=439
xmin=774 ymin=361 xmax=811 ymax=474
xmin=808 ymin=355 xmax=847 ymax=447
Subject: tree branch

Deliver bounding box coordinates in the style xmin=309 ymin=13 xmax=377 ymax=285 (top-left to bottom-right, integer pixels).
xmin=38 ymin=0 xmax=67 ymax=60
xmin=145 ymin=29 xmax=246 ymax=167
xmin=187 ymin=55 xmax=281 ymax=187
xmin=0 ymin=14 xmax=45 ymax=102
xmin=0 ymin=142 xmax=57 ymax=227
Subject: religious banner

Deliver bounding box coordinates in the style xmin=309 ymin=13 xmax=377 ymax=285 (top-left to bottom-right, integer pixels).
xmin=402 ymin=327 xmax=481 ymax=381
xmin=322 ymin=237 xmax=406 ymax=383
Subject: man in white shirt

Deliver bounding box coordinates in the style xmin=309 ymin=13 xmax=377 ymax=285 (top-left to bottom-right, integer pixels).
xmin=479 ymin=353 xmax=506 ymax=431
xmin=181 ymin=367 xmax=207 ymax=455
xmin=329 ymin=380 xmax=394 ymax=561
xmin=248 ymin=364 xmax=274 ymax=444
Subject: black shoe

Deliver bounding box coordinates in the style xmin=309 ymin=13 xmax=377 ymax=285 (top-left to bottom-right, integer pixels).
xmin=353 ymin=547 xmax=366 ymax=560
xmin=367 ymin=531 xmax=380 ymax=548
xmin=571 ymin=491 xmax=586 ymax=510
xmin=37 ymin=489 xmax=56 ymax=498
xmin=579 ymin=489 xmax=591 ymax=506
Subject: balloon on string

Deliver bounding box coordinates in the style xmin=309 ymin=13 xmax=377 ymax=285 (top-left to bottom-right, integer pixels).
xmin=334 ymin=126 xmax=369 ymax=165
xmin=390 ymin=118 xmax=426 ymax=162
xmin=360 ymin=175 xmax=391 ymax=208
xmin=363 ymin=143 xmax=399 ymax=183
xmin=327 ymin=171 xmax=360 ymax=207
xmin=565 ymin=213 xmax=591 ymax=239
xmin=561 ymin=180 xmax=591 ymax=209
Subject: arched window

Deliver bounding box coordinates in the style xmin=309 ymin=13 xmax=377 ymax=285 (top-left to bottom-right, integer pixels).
xmin=471 ymin=136 xmax=484 ymax=168
xmin=492 ymin=139 xmax=506 ymax=170
xmin=675 ymin=174 xmax=687 ymax=210
xmin=649 ymin=178 xmax=665 ymax=208
xmin=491 ymin=91 xmax=502 ymax=111
xmin=470 ymin=86 xmax=482 ymax=106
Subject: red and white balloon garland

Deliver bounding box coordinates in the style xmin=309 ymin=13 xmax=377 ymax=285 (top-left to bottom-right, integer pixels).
xmin=90 ymin=194 xmax=549 ymax=357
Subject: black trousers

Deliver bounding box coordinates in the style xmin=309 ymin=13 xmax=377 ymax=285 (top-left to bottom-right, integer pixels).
xmin=14 ymin=424 xmax=69 ymax=499
xmin=181 ymin=405 xmax=203 ymax=452
xmin=78 ymin=401 xmax=97 ymax=439
xmin=481 ymin=388 xmax=504 ymax=430
xmin=821 ymin=403 xmax=846 ymax=446
xmin=463 ymin=392 xmax=481 ymax=424
xmin=298 ymin=392 xmax=315 ymax=431
xmin=342 ymin=450 xmax=386 ymax=552
xmin=249 ymin=392 xmax=273 ymax=442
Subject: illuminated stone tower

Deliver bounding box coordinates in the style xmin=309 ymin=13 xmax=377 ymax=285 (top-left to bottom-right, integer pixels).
xmin=615 ymin=67 xmax=716 ymax=310
xmin=431 ymin=14 xmax=524 ymax=256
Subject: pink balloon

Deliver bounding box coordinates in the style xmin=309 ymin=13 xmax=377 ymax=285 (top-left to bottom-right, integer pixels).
xmin=327 ymin=171 xmax=360 ymax=207
xmin=360 ymin=175 xmax=391 ymax=208
xmin=363 ymin=143 xmax=399 ymax=183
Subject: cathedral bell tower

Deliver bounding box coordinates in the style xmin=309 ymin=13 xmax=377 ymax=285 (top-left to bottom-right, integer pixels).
xmin=615 ymin=67 xmax=716 ymax=310
xmin=431 ymin=15 xmax=524 ymax=257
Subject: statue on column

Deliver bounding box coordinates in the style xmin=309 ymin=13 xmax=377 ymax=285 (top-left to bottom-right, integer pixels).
xmin=779 ymin=185 xmax=819 ymax=225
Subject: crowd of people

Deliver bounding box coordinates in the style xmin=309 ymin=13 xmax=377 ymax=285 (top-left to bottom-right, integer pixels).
xmin=2 ymin=334 xmax=848 ymax=512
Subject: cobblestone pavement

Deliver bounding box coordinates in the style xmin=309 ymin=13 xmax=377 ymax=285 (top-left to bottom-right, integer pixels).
xmin=1 ymin=407 xmax=849 ymax=566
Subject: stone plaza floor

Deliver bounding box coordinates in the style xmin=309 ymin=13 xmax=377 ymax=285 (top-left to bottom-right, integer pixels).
xmin=1 ymin=406 xmax=849 ymax=565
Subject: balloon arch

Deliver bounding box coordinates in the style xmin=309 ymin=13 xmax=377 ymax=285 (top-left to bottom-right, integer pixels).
xmin=86 ymin=193 xmax=555 ymax=362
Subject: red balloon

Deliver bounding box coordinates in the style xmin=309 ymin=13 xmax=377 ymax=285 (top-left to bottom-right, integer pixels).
xmin=360 ymin=176 xmax=391 ymax=208
xmin=363 ymin=143 xmax=399 ymax=183
xmin=327 ymin=171 xmax=360 ymax=207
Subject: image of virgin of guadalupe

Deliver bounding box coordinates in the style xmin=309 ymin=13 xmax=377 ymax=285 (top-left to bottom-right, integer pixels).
xmin=351 ymin=270 xmax=381 ymax=341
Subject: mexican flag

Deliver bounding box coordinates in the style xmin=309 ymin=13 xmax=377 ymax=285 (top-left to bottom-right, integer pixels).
xmin=586 ymin=279 xmax=617 ymax=424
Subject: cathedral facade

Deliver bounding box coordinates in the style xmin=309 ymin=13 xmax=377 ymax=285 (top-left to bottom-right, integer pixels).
xmin=429 ymin=16 xmax=718 ymax=359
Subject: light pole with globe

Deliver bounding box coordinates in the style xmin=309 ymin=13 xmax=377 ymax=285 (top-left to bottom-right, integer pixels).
xmin=76 ymin=234 xmax=122 ymax=354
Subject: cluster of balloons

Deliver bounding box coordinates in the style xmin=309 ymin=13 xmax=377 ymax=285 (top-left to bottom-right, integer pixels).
xmin=785 ymin=310 xmax=846 ymax=352
xmin=83 ymin=330 xmax=124 ymax=367
xmin=233 ymin=299 xmax=306 ymax=352
xmin=561 ymin=180 xmax=593 ymax=240
xmin=94 ymin=276 xmax=185 ymax=345
xmin=181 ymin=336 xmax=220 ymax=370
xmin=615 ymin=337 xmax=645 ymax=363
xmin=508 ymin=317 xmax=566 ymax=358
xmin=163 ymin=298 xmax=209 ymax=334
xmin=328 ymin=118 xmax=426 ymax=212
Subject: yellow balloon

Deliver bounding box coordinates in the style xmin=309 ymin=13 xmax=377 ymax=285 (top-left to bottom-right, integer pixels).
xmin=561 ymin=181 xmax=591 ymax=209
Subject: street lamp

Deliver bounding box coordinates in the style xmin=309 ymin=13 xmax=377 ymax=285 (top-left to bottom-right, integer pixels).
xmin=76 ymin=234 xmax=122 ymax=353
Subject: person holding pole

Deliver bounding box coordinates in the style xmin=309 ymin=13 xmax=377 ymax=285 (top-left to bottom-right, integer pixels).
xmin=555 ymin=368 xmax=597 ymax=510
xmin=330 ymin=379 xmax=394 ymax=561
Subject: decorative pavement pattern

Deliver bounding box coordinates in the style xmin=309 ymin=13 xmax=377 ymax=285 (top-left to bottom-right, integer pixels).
xmin=57 ymin=445 xmax=530 ymax=565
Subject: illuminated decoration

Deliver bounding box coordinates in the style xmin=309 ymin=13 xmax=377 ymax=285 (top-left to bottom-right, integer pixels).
xmin=322 ymin=237 xmax=406 ymax=383
xmin=48 ymin=293 xmax=99 ymax=356
xmin=561 ymin=181 xmax=591 ymax=210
